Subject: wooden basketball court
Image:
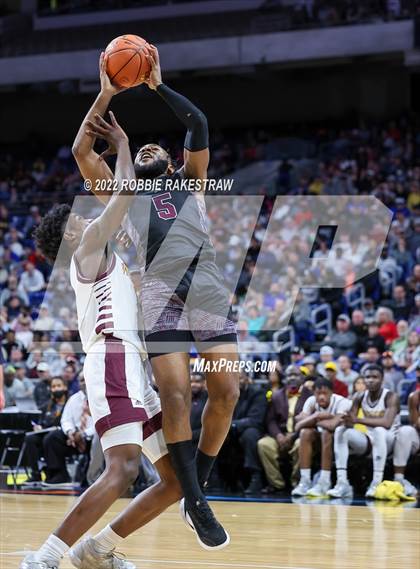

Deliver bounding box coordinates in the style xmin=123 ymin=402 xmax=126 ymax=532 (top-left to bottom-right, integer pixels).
xmin=1 ymin=494 xmax=419 ymax=569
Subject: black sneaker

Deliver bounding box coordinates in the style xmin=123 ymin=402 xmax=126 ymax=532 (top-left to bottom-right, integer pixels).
xmin=179 ymin=497 xmax=230 ymax=550
xmin=244 ymin=473 xmax=263 ymax=495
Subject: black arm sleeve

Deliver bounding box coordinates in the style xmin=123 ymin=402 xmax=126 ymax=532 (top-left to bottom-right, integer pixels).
xmin=156 ymin=83 xmax=208 ymax=152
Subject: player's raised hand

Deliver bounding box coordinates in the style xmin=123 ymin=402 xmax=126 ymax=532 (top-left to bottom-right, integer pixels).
xmin=86 ymin=111 xmax=128 ymax=160
xmin=99 ymin=51 xmax=127 ymax=96
xmin=144 ymin=44 xmax=162 ymax=90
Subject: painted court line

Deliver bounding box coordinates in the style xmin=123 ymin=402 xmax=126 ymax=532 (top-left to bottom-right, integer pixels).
xmin=4 ymin=552 xmax=314 ymax=569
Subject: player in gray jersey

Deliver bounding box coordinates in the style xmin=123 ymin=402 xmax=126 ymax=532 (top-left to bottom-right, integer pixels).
xmin=328 ymin=364 xmax=400 ymax=499
xmin=72 ymin=45 xmax=238 ymax=550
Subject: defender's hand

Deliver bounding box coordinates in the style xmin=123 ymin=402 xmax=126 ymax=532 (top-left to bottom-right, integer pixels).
xmin=99 ymin=52 xmax=126 ymax=96
xmin=145 ymin=44 xmax=162 ymax=90
xmin=86 ymin=111 xmax=128 ymax=160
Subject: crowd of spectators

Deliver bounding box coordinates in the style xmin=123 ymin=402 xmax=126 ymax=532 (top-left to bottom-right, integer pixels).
xmin=0 ymin=114 xmax=420 ymax=494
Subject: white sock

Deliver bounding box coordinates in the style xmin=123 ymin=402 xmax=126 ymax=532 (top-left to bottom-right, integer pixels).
xmin=93 ymin=525 xmax=124 ymax=554
xmin=300 ymin=469 xmax=311 ymax=483
xmin=372 ymin=470 xmax=383 ymax=484
xmin=36 ymin=534 xmax=69 ymax=563
xmin=394 ymin=473 xmax=404 ymax=482
xmin=319 ymin=470 xmax=331 ymax=485
xmin=336 ymin=469 xmax=348 ymax=484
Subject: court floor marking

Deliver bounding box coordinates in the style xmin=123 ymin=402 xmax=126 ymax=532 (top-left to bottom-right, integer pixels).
xmin=3 ymin=552 xmax=313 ymax=569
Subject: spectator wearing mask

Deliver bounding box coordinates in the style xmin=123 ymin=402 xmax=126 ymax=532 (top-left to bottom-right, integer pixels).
xmin=325 ymin=314 xmax=357 ymax=356
xmin=43 ymin=380 xmax=94 ymax=485
xmin=258 ymin=366 xmax=312 ymax=494
xmin=324 ymin=362 xmax=349 ymax=397
xmin=292 ymin=377 xmax=352 ymax=497
xmin=336 ymin=355 xmax=359 ymax=388
xmin=221 ymin=372 xmax=267 ymax=495
xmin=24 ymin=377 xmax=69 ymax=484
xmin=33 ymin=362 xmax=51 ymax=409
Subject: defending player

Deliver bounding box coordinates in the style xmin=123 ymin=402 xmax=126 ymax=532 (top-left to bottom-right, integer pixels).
xmin=21 ymin=113 xmax=182 ymax=569
xmin=72 ymin=46 xmax=239 ymax=548
xmin=392 ymin=390 xmax=419 ymax=496
xmin=328 ymin=364 xmax=400 ymax=499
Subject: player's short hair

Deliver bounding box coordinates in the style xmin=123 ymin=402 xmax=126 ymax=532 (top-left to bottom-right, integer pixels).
xmin=314 ymin=377 xmax=333 ymax=391
xmin=362 ymin=363 xmax=384 ymax=378
xmin=33 ymin=204 xmax=71 ymax=263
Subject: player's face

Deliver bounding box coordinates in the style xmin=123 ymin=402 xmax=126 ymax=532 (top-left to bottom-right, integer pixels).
xmin=134 ymin=144 xmax=170 ymax=179
xmin=65 ymin=213 xmax=90 ymax=240
xmin=363 ymin=369 xmax=383 ymax=392
xmin=315 ymin=386 xmax=332 ymax=408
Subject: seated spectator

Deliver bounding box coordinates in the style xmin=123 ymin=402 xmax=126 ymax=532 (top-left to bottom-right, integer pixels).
xmin=383 ymin=285 xmax=413 ymax=321
xmin=328 ymin=364 xmax=400 ymax=499
xmin=406 ymin=263 xmax=420 ymax=295
xmin=12 ymin=310 xmax=34 ymax=350
xmin=316 ymin=345 xmax=335 ymax=376
xmin=267 ymin=366 xmax=282 ymax=395
xmin=301 ymin=356 xmax=316 ymax=377
xmin=394 ymin=329 xmax=420 ymax=370
xmin=359 ymin=322 xmax=386 ymax=354
xmin=392 ymin=390 xmax=419 ymax=497
xmin=381 ymin=351 xmax=404 ymax=390
xmin=352 ymin=376 xmax=366 ymax=395
xmin=33 ymin=362 xmax=52 ymax=409
xmin=376 ymin=307 xmax=398 ymax=345
xmin=0 ymin=274 xmax=29 ymax=307
xmin=33 ymin=304 xmax=55 ymax=332
xmin=359 ymin=345 xmax=381 ymax=367
xmin=390 ymin=319 xmax=409 ymax=352
xmin=290 ymin=346 xmax=305 ymax=365
xmin=292 ymin=377 xmax=351 ymax=497
xmin=324 ymin=361 xmax=349 ymax=397
xmin=19 ymin=261 xmax=45 ymax=295
xmin=336 ymin=355 xmax=359 ymax=388
xmin=61 ymin=363 xmax=80 ymax=396
xmin=1 ymin=329 xmax=26 ymax=361
xmin=325 ymin=314 xmax=357 ymax=356
xmin=24 ymin=377 xmax=69 ymax=484
xmin=219 ymin=371 xmax=267 ymax=494
xmin=44 ymin=380 xmax=94 ymax=485
xmin=258 ymin=366 xmax=312 ymax=493
xmin=351 ymin=309 xmax=368 ymax=352
xmin=13 ymin=362 xmax=34 ymax=397
xmin=3 ymin=364 xmax=22 ymax=407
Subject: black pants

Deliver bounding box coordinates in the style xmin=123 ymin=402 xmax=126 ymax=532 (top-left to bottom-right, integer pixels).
xmin=24 ymin=432 xmax=46 ymax=474
xmin=218 ymin=427 xmax=263 ymax=490
xmin=43 ymin=429 xmax=84 ymax=479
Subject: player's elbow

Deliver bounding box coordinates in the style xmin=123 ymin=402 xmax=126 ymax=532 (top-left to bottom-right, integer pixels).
xmin=72 ymin=144 xmax=82 ymax=158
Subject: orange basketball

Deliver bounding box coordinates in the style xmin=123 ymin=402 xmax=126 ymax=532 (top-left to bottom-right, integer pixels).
xmin=105 ymin=34 xmax=151 ymax=89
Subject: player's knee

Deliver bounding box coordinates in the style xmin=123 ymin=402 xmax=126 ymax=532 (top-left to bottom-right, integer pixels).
xmin=209 ymin=381 xmax=239 ymax=411
xmin=257 ymin=436 xmax=272 ymax=453
xmin=372 ymin=426 xmax=387 ymax=440
xmin=321 ymin=430 xmax=333 ymax=445
xmin=106 ymin=458 xmax=139 ymax=490
xmin=300 ymin=428 xmax=315 ymax=441
xmin=161 ymin=390 xmax=190 ymax=417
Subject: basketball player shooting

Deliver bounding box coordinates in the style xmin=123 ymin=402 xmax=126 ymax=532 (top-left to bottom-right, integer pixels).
xmin=20 ymin=113 xmax=184 ymax=569
xmin=72 ymin=45 xmax=240 ymax=549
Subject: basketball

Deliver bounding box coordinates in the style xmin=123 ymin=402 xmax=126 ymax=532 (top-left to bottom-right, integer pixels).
xmin=105 ymin=34 xmax=151 ymax=89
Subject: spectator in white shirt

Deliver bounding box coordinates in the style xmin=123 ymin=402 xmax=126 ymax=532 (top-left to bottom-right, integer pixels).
xmin=19 ymin=262 xmax=45 ymax=294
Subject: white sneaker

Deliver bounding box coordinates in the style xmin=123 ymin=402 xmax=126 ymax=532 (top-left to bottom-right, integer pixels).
xmin=398 ymin=478 xmax=418 ymax=497
xmin=365 ymin=481 xmax=380 ymax=499
xmin=69 ymin=537 xmax=136 ymax=569
xmin=20 ymin=553 xmax=59 ymax=569
xmin=291 ymin=479 xmax=312 ymax=496
xmin=306 ymin=481 xmax=331 ymax=497
xmin=327 ymin=481 xmax=353 ymax=499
